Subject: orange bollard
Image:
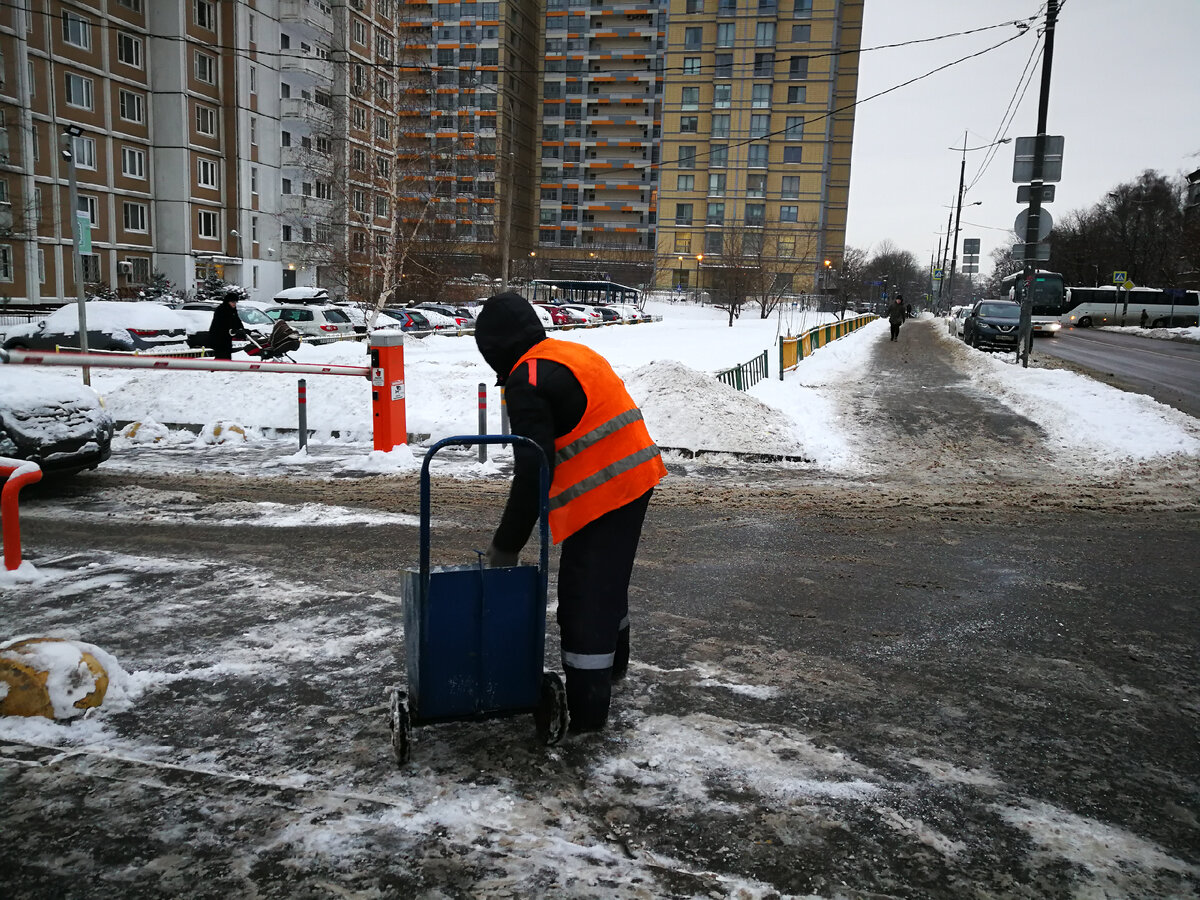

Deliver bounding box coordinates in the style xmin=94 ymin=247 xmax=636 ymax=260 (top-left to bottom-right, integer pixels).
xmin=1 ymin=459 xmax=43 ymax=571
xmin=370 ymin=332 xmax=407 ymax=451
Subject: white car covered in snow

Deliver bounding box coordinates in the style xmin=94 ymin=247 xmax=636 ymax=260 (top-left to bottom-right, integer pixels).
xmin=0 ymin=367 xmax=114 ymax=476
xmin=2 ymin=302 xmax=192 ymax=353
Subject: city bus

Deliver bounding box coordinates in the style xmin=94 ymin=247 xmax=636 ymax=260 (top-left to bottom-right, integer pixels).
xmin=1061 ymin=286 xmax=1200 ymax=328
xmin=1000 ymin=269 xmax=1066 ymax=335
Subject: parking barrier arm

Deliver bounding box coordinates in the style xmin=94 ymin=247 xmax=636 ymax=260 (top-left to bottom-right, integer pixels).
xmin=0 ymin=348 xmax=371 ymax=378
xmin=1 ymin=457 xmax=43 ymax=571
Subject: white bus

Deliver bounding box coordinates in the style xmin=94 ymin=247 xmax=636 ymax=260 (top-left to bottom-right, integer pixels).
xmin=1061 ymin=286 xmax=1200 ymax=328
xmin=1000 ymin=270 xmax=1065 ymax=335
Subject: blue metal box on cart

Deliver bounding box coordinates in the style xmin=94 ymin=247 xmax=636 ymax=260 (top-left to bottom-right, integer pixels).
xmin=389 ymin=435 xmax=567 ymax=764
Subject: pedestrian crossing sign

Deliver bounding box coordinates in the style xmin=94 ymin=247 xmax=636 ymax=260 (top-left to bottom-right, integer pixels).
xmin=933 ymin=268 xmax=944 ymax=280
xmin=1112 ymin=270 xmax=1127 ymax=284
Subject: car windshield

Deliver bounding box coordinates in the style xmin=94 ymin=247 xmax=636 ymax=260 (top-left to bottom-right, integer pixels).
xmin=978 ymin=303 xmax=1019 ymax=319
xmin=239 ymin=308 xmax=273 ymax=325
xmin=322 ymin=309 xmax=351 ymax=323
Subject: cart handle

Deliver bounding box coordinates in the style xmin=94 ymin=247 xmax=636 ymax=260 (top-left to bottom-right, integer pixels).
xmin=419 ymin=434 xmax=550 ymax=603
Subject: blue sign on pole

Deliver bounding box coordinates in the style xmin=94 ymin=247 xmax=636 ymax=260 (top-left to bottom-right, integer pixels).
xmin=871 ymin=280 xmax=883 ymax=286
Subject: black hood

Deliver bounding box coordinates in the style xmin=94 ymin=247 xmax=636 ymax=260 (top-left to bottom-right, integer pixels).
xmin=474 ymin=292 xmax=547 ymax=385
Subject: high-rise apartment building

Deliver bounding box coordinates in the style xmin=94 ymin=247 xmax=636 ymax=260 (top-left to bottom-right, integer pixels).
xmin=535 ymin=0 xmax=665 ymax=280
xmin=656 ymin=0 xmax=862 ymax=294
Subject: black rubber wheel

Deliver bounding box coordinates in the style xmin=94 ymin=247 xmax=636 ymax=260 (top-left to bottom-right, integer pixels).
xmin=389 ymin=688 xmax=412 ymax=766
xmin=534 ymin=672 xmax=568 ymax=746
xmin=1078 ymin=316 xmax=1092 ymax=328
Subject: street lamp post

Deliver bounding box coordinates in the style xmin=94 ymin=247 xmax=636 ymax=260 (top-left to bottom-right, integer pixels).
xmin=60 ymin=128 xmax=91 ymax=385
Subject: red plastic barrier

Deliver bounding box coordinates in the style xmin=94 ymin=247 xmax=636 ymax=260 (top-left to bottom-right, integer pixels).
xmin=0 ymin=458 xmax=43 ymax=571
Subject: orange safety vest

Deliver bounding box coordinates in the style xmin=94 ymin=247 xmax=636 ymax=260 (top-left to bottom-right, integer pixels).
xmin=512 ymin=339 xmax=666 ymax=543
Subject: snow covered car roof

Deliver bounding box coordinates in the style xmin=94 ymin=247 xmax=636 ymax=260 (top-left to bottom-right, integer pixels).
xmin=273 ymin=287 xmax=331 ymax=303
xmin=0 ymin=368 xmax=114 ymax=476
xmin=2 ymin=302 xmax=192 ymax=352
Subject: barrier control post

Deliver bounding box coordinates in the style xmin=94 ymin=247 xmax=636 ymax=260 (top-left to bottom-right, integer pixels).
xmin=370 ymin=332 xmax=407 ymax=451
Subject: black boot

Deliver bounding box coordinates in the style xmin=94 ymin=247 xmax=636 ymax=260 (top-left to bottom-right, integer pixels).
xmin=564 ymin=666 xmax=612 ymax=733
xmin=611 ymin=626 xmax=630 ymax=682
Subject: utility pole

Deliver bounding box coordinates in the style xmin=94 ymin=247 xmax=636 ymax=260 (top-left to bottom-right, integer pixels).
xmin=1019 ymin=0 xmax=1059 ymax=367
xmin=946 ymin=131 xmax=968 ymax=312
xmin=936 ymin=194 xmax=954 ymax=306
xmin=60 ymin=130 xmax=91 ymax=385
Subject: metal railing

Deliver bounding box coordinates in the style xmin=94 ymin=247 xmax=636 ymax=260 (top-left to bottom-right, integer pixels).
xmin=716 ymin=349 xmax=769 ymax=392
xmin=779 ymin=314 xmax=878 ymax=379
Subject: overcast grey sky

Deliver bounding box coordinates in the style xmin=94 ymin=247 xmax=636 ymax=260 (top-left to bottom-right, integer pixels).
xmin=845 ymin=0 xmax=1200 ymax=276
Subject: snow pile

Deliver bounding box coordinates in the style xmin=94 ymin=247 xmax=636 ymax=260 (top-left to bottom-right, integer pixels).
xmin=625 ymin=359 xmax=803 ymax=456
xmin=935 ymin=328 xmax=1200 ymax=461
xmin=1099 ymin=324 xmax=1200 ymax=342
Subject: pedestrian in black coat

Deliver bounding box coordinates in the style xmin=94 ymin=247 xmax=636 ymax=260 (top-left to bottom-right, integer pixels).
xmin=208 ymin=288 xmax=246 ymax=359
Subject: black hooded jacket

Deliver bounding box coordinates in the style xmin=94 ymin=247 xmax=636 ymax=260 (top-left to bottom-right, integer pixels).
xmin=475 ymin=293 xmax=587 ymax=552
xmin=209 ymin=301 xmax=243 ymax=358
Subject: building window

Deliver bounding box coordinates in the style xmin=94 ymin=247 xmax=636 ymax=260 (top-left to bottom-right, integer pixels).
xmin=64 ymin=72 xmax=93 ymax=110
xmin=197 ymin=157 xmax=218 ymax=188
xmin=72 ymin=136 xmax=96 ymax=170
xmin=195 ymin=51 xmax=216 ymax=84
xmin=676 ymin=174 xmax=694 ymax=191
xmin=750 ymin=115 xmax=769 ymax=138
xmin=375 ymin=116 xmax=391 ymax=140
xmin=250 ymin=117 xmax=258 ymax=145
xmin=708 ymin=173 xmax=725 ymax=196
xmin=281 ymin=178 xmax=292 ymax=195
xmin=747 ymin=173 xmax=766 ymax=197
xmin=711 ymin=114 xmax=730 ymax=138
xmin=783 ymin=145 xmax=803 ymax=163
xmin=794 ymin=0 xmax=812 ymax=17
xmin=778 ymin=235 xmax=796 ymax=257
xmin=706 ymin=202 xmax=724 ymax=225
xmin=683 ymin=57 xmax=701 ymax=76
xmin=352 ymin=148 xmax=366 ymax=170
xmin=0 ymin=245 xmax=13 ymax=282
xmin=62 ymin=12 xmax=92 ymax=49
xmin=375 ymin=196 xmax=389 ymax=217
xmin=195 ymin=0 xmax=215 ymax=30
xmin=250 ymin=166 xmax=259 ymax=195
xmin=714 ymin=54 xmax=733 ymax=78
xmin=353 ymin=19 xmax=366 ymax=45
xmin=249 ymin=66 xmax=258 ymax=94
xmin=78 ymin=194 xmax=99 ymax=227
xmin=376 ymin=34 xmax=392 ymax=59
xmin=718 ymin=0 xmax=737 ymax=13
xmin=754 ymin=53 xmax=774 ymax=78
xmin=781 ymin=175 xmax=800 ymax=198
xmin=252 ymin=265 xmax=259 ymax=289
xmin=117 ymin=0 xmax=144 ymax=10
xmin=123 ymin=201 xmax=147 ymax=232
xmin=677 ymin=146 xmax=696 ymax=169
xmin=674 ymin=203 xmax=693 ymax=226
xmin=282 ymin=225 xmax=292 ymax=241
xmin=121 ymin=146 xmax=146 ymax=178
xmin=37 ymin=248 xmax=45 ymax=283
xmin=752 ymin=84 xmax=771 ymax=109
xmin=756 ymin=22 xmax=776 ymax=46
xmin=353 ymin=106 xmax=366 ymax=129
xmin=713 ymin=84 xmax=731 ymax=108
xmin=674 ymin=233 xmax=691 ymax=253
xmin=198 ymin=209 xmax=219 ymax=238
xmin=686 ymin=0 xmax=703 ymax=10
xmin=785 ymin=116 xmax=804 ymax=139
xmin=117 ymin=33 xmax=142 ymax=68
xmin=787 ymin=85 xmax=807 ymax=104
xmin=709 ymin=144 xmax=728 ymax=167
xmin=745 ymin=203 xmax=764 ymax=226
xmin=119 ymin=89 xmax=144 ymax=123
xmin=683 ymin=27 xmax=702 ymax=50
xmin=680 ymin=87 xmax=700 ymax=111
xmin=375 ymin=156 xmax=390 ymax=178
xmin=789 ymin=56 xmax=809 ymax=80
xmin=779 ymin=205 xmax=798 ymax=222
xmin=748 ymin=144 xmax=768 ymax=167
xmin=81 ymin=254 xmax=101 ymax=283
xmin=196 ymin=104 xmax=217 ymax=135
xmin=251 ymin=215 xmax=259 ymax=242
xmin=716 ymin=23 xmax=734 ymax=48
xmin=792 ymin=24 xmax=811 ymax=41
xmin=679 ymin=115 xmax=698 ymax=134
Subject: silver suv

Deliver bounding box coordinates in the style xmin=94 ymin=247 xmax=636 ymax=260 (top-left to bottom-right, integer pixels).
xmin=265 ymin=304 xmax=357 ymax=342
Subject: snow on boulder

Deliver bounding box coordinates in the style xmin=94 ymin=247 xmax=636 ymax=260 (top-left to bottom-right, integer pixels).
xmin=0 ymin=636 xmax=132 ymax=720
xmin=623 ymin=359 xmax=803 ymax=457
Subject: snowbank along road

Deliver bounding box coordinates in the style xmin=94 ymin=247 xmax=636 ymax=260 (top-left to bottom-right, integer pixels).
xmin=2 ymin=316 xmax=1198 ymax=899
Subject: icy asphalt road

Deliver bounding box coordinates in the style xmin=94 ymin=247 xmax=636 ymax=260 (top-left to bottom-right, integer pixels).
xmin=2 ymin=321 xmax=1199 ymax=899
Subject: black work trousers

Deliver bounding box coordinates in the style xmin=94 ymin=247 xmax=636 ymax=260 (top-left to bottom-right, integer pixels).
xmin=556 ymin=488 xmax=652 ymax=732
xmin=889 ymin=321 xmax=901 ymax=341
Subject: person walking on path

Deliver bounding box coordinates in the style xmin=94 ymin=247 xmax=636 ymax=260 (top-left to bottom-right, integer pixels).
xmin=888 ymin=293 xmax=907 ymax=341
xmin=474 ymin=292 xmax=667 ymax=734
xmin=208 ymin=286 xmax=247 ymax=360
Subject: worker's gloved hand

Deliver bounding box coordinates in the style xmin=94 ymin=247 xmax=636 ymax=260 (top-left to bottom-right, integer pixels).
xmin=485 ymin=544 xmax=519 ymax=568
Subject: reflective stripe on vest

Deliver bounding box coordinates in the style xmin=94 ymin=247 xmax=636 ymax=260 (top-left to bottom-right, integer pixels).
xmin=512 ymin=339 xmax=666 ymax=543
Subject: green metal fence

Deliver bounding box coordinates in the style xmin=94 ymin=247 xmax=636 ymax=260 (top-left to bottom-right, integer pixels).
xmin=716 ymin=349 xmax=769 ymax=391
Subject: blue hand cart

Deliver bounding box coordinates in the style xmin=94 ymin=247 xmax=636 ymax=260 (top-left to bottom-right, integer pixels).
xmin=389 ymin=435 xmax=568 ymax=765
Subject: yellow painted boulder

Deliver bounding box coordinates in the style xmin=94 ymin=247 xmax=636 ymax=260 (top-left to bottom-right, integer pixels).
xmin=0 ymin=637 xmax=112 ymax=720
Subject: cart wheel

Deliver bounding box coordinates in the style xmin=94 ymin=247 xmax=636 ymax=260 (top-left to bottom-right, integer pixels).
xmin=389 ymin=688 xmax=412 ymax=766
xmin=535 ymin=672 xmax=568 ymax=746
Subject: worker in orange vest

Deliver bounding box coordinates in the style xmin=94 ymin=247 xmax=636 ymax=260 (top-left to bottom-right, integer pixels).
xmin=475 ymin=292 xmax=667 ymax=733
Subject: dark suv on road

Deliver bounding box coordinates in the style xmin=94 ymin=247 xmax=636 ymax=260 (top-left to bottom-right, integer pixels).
xmin=963 ymin=299 xmax=1021 ymax=352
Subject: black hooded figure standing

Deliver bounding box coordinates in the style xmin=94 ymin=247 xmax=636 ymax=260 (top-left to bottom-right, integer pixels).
xmin=208 ymin=286 xmax=247 ymax=360
xmin=474 ymin=292 xmax=666 ymax=733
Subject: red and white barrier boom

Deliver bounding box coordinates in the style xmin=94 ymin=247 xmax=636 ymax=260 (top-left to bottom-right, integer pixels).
xmin=0 ymin=333 xmax=408 ymax=451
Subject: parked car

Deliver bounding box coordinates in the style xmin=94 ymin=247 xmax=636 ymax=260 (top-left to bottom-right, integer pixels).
xmin=264 ymin=304 xmax=358 ymax=341
xmin=593 ymin=306 xmax=624 ymax=323
xmin=0 ymin=368 xmax=113 ymax=477
xmin=962 ymin=299 xmax=1021 ymax=351
xmin=528 ymin=303 xmax=555 ymax=328
xmin=534 ymin=303 xmax=572 ymax=326
xmin=383 ymin=308 xmax=435 ymax=335
xmin=273 ymin=287 xmax=331 ymax=304
xmin=562 ymin=304 xmax=603 ymax=325
xmin=178 ymin=301 xmax=274 ymax=351
xmin=2 ymin=301 xmax=191 ymax=353
xmin=335 ymin=306 xmax=409 ymax=334
xmin=601 ymin=304 xmax=642 ymax=323
xmin=415 ymin=308 xmax=460 ymax=331
xmin=948 ymin=306 xmax=972 ymax=339
xmin=417 ymin=303 xmax=472 ymax=328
